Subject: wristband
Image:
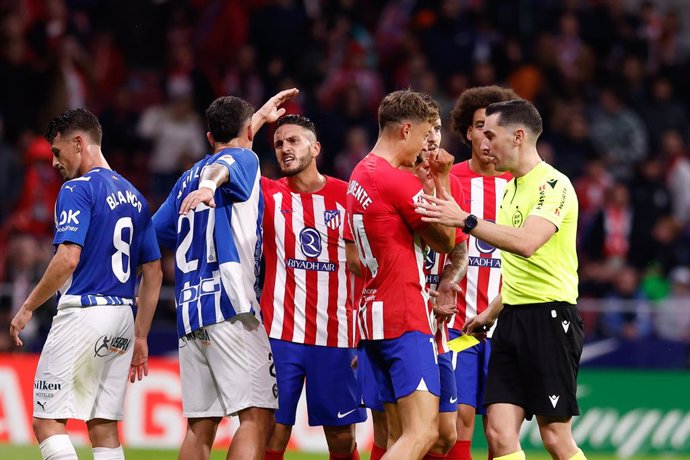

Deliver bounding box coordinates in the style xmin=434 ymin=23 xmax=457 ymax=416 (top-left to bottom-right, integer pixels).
xmin=199 ymin=179 xmax=217 ymax=194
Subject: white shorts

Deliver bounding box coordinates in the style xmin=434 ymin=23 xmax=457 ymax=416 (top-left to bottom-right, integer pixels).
xmin=179 ymin=314 xmax=278 ymax=418
xmin=34 ymin=305 xmax=134 ymax=421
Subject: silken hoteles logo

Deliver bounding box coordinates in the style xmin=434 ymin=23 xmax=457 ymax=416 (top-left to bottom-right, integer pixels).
xmin=94 ymin=335 xmax=132 ymax=357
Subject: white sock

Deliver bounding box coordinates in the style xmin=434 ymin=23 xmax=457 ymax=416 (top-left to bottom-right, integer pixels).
xmin=39 ymin=434 xmax=78 ymax=460
xmin=93 ymin=446 xmax=125 ymax=460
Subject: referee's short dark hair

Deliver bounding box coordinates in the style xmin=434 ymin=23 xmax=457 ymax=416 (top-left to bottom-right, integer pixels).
xmin=276 ymin=114 xmax=317 ymax=138
xmin=486 ymin=99 xmax=543 ymax=137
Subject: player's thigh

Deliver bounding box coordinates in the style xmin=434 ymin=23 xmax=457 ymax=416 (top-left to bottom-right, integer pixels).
xmin=483 ymin=310 xmax=526 ymax=410
xmin=179 ymin=328 xmax=225 ymax=418
xmin=90 ymin=306 xmax=135 ymax=421
xmin=34 ymin=306 xmax=132 ymax=421
xmin=438 ymin=352 xmax=458 ymax=414
xmin=522 ymin=304 xmax=583 ymax=417
xmin=269 ymin=338 xmax=306 ymax=425
xmin=304 ymin=346 xmax=366 ymax=426
xmin=207 ymin=316 xmax=279 ymax=416
xmin=357 ymin=343 xmax=385 ymax=412
xmin=396 ymin=389 xmax=439 ymax=433
xmin=380 ymin=331 xmax=441 ymax=402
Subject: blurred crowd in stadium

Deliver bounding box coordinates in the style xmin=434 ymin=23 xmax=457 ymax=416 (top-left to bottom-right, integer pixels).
xmin=1 ymin=0 xmax=689 ymax=353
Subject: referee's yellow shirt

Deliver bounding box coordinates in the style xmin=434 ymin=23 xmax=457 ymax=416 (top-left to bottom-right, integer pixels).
xmin=497 ymin=161 xmax=579 ymax=305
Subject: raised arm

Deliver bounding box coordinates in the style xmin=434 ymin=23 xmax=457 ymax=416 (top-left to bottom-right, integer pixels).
xmin=251 ymin=88 xmax=300 ymax=134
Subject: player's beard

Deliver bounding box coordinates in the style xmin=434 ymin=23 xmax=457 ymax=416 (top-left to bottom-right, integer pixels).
xmin=280 ymin=155 xmax=312 ymax=177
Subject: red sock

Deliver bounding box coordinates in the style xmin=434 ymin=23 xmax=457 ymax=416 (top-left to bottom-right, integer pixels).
xmin=264 ymin=449 xmax=285 ymax=460
xmin=329 ymin=443 xmax=361 ymax=460
xmin=371 ymin=444 xmax=387 ymax=460
xmin=446 ymin=440 xmax=472 ymax=460
xmin=423 ymin=452 xmax=447 ymax=459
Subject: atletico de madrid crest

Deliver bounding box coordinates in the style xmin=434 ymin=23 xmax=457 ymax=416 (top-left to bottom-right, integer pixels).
xmin=323 ymin=209 xmax=341 ymax=230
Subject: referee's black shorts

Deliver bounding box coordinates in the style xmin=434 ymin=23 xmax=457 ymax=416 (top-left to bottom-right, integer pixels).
xmin=483 ymin=301 xmax=584 ymax=419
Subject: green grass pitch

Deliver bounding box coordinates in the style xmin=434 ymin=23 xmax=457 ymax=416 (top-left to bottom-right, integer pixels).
xmin=0 ymin=446 xmax=683 ymax=460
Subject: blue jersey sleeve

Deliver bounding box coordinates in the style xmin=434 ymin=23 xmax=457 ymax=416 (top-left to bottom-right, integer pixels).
xmin=53 ymin=181 xmax=92 ymax=247
xmin=213 ymin=148 xmax=259 ymax=202
xmin=152 ymin=189 xmax=178 ymax=251
xmin=139 ymin=217 xmax=162 ymax=264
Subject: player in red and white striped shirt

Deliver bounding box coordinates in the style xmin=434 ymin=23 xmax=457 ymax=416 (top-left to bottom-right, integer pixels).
xmin=444 ymin=86 xmax=520 ymax=460
xmin=348 ymin=90 xmax=455 ymax=460
xmin=419 ymin=106 xmax=469 ymax=460
xmin=261 ymin=115 xmax=365 ymax=460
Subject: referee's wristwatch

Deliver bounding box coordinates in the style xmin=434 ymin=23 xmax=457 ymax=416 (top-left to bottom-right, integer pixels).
xmin=463 ymin=214 xmax=478 ymax=234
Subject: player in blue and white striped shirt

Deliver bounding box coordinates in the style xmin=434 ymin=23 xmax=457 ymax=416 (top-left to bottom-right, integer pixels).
xmin=153 ymin=94 xmax=290 ymax=460
xmin=10 ymin=109 xmax=162 ymax=460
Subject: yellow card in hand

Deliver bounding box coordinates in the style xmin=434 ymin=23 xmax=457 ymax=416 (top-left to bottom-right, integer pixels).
xmin=447 ymin=334 xmax=480 ymax=353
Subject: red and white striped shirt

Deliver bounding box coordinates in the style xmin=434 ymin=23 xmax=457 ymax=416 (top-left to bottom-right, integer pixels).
xmin=425 ymin=176 xmax=467 ymax=354
xmin=347 ymin=154 xmax=434 ymax=341
xmin=449 ymin=161 xmax=511 ymax=332
xmin=261 ymin=176 xmax=355 ymax=348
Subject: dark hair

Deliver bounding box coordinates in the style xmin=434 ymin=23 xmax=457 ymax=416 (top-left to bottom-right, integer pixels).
xmin=205 ymin=96 xmax=254 ymax=143
xmin=378 ymin=90 xmax=437 ymax=130
xmin=276 ymin=114 xmax=317 ymax=138
xmin=44 ymin=108 xmax=103 ymax=145
xmin=419 ymin=93 xmax=441 ymax=120
xmin=451 ymin=86 xmax=520 ymax=145
xmin=485 ymin=99 xmax=543 ymax=137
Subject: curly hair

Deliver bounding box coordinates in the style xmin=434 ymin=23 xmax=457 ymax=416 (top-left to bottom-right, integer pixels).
xmin=450 ymin=86 xmax=520 ymax=145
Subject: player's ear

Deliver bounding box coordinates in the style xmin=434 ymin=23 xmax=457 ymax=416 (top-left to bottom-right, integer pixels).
xmin=402 ymin=121 xmax=412 ymax=140
xmin=466 ymin=127 xmax=472 ymax=143
xmin=312 ymin=140 xmax=321 ymax=158
xmin=247 ymin=124 xmax=254 ymax=142
xmin=514 ymin=128 xmax=525 ymax=146
xmin=206 ymin=132 xmax=214 ymax=149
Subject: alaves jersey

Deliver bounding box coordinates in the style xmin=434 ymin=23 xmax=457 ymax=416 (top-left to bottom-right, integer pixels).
xmin=153 ymin=148 xmax=263 ymax=337
xmin=53 ymin=168 xmax=160 ymax=309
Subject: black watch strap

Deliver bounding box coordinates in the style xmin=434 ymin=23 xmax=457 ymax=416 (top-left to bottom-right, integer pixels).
xmin=463 ymin=214 xmax=478 ymax=234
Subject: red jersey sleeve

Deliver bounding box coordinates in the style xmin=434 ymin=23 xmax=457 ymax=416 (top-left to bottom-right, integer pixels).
xmin=382 ymin=169 xmax=428 ymax=233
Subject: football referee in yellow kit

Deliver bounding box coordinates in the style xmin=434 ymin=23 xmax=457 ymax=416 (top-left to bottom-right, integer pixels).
xmin=415 ymin=99 xmax=587 ymax=460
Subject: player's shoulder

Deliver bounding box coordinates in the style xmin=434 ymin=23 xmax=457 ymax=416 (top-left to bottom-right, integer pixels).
xmin=540 ymin=163 xmax=575 ymax=191
xmin=450 ymin=160 xmax=470 ymax=178
xmin=213 ymin=147 xmax=258 ymax=165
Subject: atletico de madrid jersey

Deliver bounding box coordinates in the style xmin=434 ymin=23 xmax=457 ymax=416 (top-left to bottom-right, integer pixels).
xmin=347 ymin=154 xmax=435 ymax=341
xmin=261 ymin=176 xmax=356 ymax=348
xmin=449 ymin=160 xmax=511 ymax=331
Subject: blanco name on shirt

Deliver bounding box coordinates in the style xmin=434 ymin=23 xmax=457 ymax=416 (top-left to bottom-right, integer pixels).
xmin=347 ymin=180 xmax=373 ymax=210
xmin=107 ymin=190 xmax=142 ymax=213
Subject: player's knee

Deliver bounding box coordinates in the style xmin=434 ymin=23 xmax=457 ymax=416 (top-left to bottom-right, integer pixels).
xmin=420 ymin=422 xmax=440 ymax=452
xmin=324 ymin=425 xmax=356 ymax=453
xmin=485 ymin=423 xmax=513 ymax=453
xmin=540 ymin=428 xmax=574 ymax=457
xmin=436 ymin=423 xmax=457 ymax=453
xmin=33 ymin=418 xmax=58 ymax=443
